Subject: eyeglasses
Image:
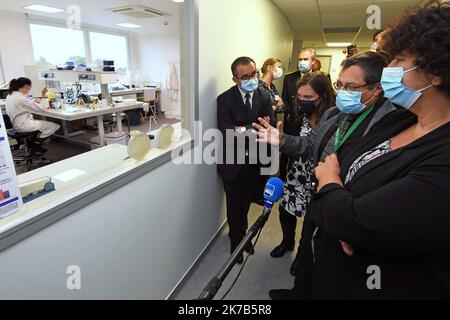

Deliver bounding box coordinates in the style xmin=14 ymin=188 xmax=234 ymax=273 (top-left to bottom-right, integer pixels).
xmin=236 ymin=71 xmax=259 ymax=81
xmin=333 ymin=81 xmax=375 ymax=92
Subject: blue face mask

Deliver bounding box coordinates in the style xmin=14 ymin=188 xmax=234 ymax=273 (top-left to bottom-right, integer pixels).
xmin=298 ymin=60 xmax=311 ymax=74
xmin=241 ymin=77 xmax=259 ymax=93
xmin=381 ymin=67 xmax=433 ymax=109
xmin=371 ymin=42 xmax=378 ymax=52
xmin=336 ymin=90 xmax=376 ymax=115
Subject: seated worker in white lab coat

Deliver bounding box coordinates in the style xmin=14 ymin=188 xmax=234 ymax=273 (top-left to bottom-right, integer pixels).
xmin=6 ymin=77 xmax=60 ymax=149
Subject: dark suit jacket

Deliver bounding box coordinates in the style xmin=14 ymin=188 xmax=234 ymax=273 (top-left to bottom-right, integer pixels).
xmin=282 ymin=71 xmax=302 ymax=113
xmin=217 ymin=86 xmax=276 ymax=182
xmin=309 ymin=109 xmax=450 ymax=299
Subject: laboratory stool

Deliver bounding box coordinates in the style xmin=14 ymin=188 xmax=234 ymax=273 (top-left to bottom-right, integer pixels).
xmin=3 ymin=115 xmax=50 ymax=172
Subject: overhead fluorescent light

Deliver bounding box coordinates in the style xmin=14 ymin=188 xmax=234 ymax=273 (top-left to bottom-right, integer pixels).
xmin=172 ymin=0 xmax=185 ymax=2
xmin=116 ymin=23 xmax=143 ymax=29
xmin=24 ymin=5 xmax=64 ymax=13
xmin=326 ymin=42 xmax=353 ymax=47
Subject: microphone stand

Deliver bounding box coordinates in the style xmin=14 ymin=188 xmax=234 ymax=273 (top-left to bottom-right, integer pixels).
xmin=197 ymin=202 xmax=273 ymax=300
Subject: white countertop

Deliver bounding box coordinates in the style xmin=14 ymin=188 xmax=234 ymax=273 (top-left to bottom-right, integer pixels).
xmin=0 ymin=122 xmax=186 ymax=235
xmin=32 ymin=101 xmax=146 ymax=121
xmin=86 ymin=88 xmax=160 ymax=97
xmin=110 ymin=88 xmax=159 ymax=95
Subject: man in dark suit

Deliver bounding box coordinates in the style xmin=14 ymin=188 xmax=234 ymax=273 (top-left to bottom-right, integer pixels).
xmin=282 ymin=48 xmax=317 ymax=112
xmin=312 ymin=59 xmax=332 ymax=84
xmin=217 ymin=57 xmax=276 ymax=263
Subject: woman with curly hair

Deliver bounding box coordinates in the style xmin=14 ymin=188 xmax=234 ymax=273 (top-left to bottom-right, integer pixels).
xmin=310 ymin=0 xmax=450 ymax=299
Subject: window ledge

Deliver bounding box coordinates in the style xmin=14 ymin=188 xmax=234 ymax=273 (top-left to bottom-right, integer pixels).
xmin=0 ymin=123 xmax=192 ymax=252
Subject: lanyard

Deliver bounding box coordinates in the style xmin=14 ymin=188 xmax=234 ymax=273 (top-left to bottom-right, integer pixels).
xmin=334 ymin=105 xmax=374 ymax=153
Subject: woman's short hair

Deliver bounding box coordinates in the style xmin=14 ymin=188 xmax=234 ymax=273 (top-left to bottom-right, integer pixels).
xmin=384 ymin=0 xmax=450 ymax=97
xmin=341 ymin=51 xmax=389 ymax=88
xmin=231 ymin=57 xmax=256 ymax=77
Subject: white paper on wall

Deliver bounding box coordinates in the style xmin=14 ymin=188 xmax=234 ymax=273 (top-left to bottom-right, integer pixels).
xmin=0 ymin=50 xmax=6 ymax=84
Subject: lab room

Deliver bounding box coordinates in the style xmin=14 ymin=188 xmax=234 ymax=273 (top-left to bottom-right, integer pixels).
xmin=0 ymin=0 xmax=182 ymax=174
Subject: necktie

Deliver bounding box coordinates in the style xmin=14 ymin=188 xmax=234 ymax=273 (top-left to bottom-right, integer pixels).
xmin=245 ymin=93 xmax=252 ymax=121
xmin=320 ymin=115 xmax=352 ymax=163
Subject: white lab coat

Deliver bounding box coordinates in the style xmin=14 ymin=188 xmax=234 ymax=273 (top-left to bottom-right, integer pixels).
xmin=165 ymin=61 xmax=180 ymax=101
xmin=6 ymin=91 xmax=60 ymax=139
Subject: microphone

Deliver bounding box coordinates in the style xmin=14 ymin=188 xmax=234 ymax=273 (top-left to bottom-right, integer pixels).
xmin=250 ymin=177 xmax=284 ymax=232
xmin=263 ymin=177 xmax=284 ymax=209
xmin=198 ymin=177 xmax=285 ymax=300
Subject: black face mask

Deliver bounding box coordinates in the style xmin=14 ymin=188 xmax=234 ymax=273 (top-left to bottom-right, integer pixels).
xmin=298 ymin=99 xmax=319 ymax=115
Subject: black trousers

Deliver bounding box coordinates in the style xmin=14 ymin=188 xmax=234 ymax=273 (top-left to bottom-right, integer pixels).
xmin=222 ymin=165 xmax=260 ymax=252
xmin=278 ymin=206 xmax=298 ymax=244
xmin=291 ymin=211 xmax=315 ymax=300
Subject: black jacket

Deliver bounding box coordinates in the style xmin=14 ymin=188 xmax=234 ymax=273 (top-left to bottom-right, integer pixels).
xmin=217 ymin=86 xmax=276 ymax=182
xmin=282 ymin=71 xmax=302 ymax=113
xmin=280 ymin=98 xmax=397 ymax=165
xmin=309 ymin=109 xmax=450 ymax=299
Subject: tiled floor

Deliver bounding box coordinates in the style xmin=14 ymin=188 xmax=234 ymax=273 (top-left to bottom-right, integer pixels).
xmin=172 ymin=203 xmax=304 ymax=300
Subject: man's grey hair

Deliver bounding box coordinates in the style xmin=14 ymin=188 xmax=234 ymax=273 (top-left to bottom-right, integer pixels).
xmin=300 ymin=48 xmax=317 ymax=59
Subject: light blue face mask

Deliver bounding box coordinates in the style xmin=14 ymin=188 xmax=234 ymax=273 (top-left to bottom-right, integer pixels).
xmin=298 ymin=60 xmax=311 ymax=74
xmin=381 ymin=67 xmax=433 ymax=109
xmin=371 ymin=42 xmax=378 ymax=52
xmin=336 ymin=90 xmax=376 ymax=115
xmin=241 ymin=77 xmax=259 ymax=93
xmin=274 ymin=67 xmax=283 ymax=80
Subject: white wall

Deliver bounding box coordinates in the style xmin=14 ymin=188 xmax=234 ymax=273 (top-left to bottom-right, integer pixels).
xmin=0 ymin=11 xmax=34 ymax=82
xmin=197 ymin=0 xmax=294 ymax=239
xmin=133 ymin=33 xmax=182 ymax=119
xmin=198 ymin=0 xmax=294 ymax=131
xmin=289 ymin=40 xmax=303 ymax=73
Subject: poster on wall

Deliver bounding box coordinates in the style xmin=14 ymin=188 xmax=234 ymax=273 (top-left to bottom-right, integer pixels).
xmin=0 ymin=115 xmax=22 ymax=219
xmin=0 ymin=50 xmax=5 ymax=84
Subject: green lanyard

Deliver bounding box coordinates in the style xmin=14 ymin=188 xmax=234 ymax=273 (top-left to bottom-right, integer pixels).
xmin=334 ymin=106 xmax=375 ymax=153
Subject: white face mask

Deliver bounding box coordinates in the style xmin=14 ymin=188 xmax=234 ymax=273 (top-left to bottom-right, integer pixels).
xmin=371 ymin=42 xmax=378 ymax=52
xmin=381 ymin=66 xmax=433 ymax=109
xmin=274 ymin=67 xmax=283 ymax=80
xmin=298 ymin=60 xmax=311 ymax=74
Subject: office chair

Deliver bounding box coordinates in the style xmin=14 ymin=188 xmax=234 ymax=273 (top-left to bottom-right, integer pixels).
xmin=3 ymin=115 xmax=49 ymax=172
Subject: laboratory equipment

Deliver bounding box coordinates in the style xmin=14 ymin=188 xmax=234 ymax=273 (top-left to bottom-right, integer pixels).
xmin=39 ymin=69 xmax=118 ymax=106
xmin=156 ymin=124 xmax=174 ymax=149
xmin=66 ymin=88 xmax=76 ymax=104
xmin=127 ymin=131 xmax=151 ymax=161
xmin=103 ymin=60 xmax=115 ymax=72
xmin=20 ymin=177 xmax=56 ymax=203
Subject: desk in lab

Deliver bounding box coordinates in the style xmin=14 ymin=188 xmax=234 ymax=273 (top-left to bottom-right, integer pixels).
xmin=31 ymin=102 xmax=147 ymax=147
xmin=107 ymin=88 xmax=161 ymax=114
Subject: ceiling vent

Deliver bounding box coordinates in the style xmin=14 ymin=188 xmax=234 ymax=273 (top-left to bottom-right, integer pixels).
xmin=107 ymin=5 xmax=170 ymax=19
xmin=323 ymin=27 xmax=362 ymax=42
xmin=323 ymin=27 xmax=361 ymax=34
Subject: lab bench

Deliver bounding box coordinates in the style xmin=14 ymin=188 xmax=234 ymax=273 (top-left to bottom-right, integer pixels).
xmin=30 ymin=102 xmax=148 ymax=147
